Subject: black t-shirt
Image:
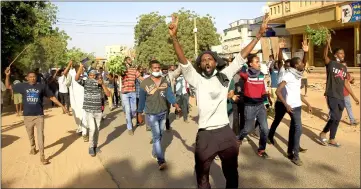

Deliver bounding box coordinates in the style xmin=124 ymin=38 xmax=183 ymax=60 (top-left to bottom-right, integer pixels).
xmin=13 ymin=83 xmax=54 ymax=116
xmin=325 ymin=61 xmax=347 ymax=100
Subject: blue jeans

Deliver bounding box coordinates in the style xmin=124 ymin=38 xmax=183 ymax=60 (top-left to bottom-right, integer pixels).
xmin=344 ymin=95 xmax=356 ymax=123
xmin=287 ymin=107 xmax=302 ymax=158
xmin=146 ymin=111 xmax=167 ymax=165
xmin=121 ymin=92 xmax=137 ymax=130
xmin=239 ymin=104 xmax=269 ymax=151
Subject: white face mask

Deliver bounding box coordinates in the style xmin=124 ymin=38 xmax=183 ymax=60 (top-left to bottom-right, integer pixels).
xmin=152 ymin=71 xmax=162 ymax=78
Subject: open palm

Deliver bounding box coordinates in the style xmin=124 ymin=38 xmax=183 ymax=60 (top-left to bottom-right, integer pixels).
xmin=302 ymin=40 xmax=309 ymax=52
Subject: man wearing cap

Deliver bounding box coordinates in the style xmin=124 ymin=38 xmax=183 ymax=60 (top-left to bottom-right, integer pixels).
xmin=75 ymin=64 xmax=110 ymax=157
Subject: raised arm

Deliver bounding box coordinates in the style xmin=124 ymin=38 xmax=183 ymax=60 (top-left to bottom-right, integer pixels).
xmin=169 ymin=15 xmax=187 ymax=65
xmin=324 ymin=36 xmax=331 ymax=65
xmin=48 ymin=68 xmax=60 ymax=83
xmin=169 ymin=15 xmax=201 ymax=88
xmin=4 ymin=67 xmax=11 ymax=89
xmin=278 ymin=38 xmax=285 ymax=68
xmin=75 ymin=64 xmax=84 ymax=81
xmin=63 ymin=60 xmax=73 ymax=76
xmin=240 ymin=13 xmax=270 ymax=59
xmin=221 ymin=13 xmax=270 ymax=79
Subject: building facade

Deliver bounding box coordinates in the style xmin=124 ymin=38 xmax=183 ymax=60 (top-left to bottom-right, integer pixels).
xmin=105 ymin=45 xmax=135 ymax=61
xmin=268 ymin=1 xmax=361 ymax=67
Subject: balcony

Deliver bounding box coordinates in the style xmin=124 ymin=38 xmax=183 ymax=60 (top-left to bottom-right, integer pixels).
xmin=268 ymin=1 xmax=343 ymax=23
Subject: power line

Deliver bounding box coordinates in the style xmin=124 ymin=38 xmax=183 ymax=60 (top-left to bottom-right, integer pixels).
xmin=56 ymin=22 xmax=135 ymax=27
xmin=57 ymin=17 xmax=136 ymax=24
xmin=71 ymin=32 xmax=133 ymax=35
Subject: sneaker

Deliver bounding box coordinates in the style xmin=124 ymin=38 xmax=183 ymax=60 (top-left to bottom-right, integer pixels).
xmin=83 ymin=135 xmax=89 ymax=142
xmin=291 ymin=157 xmax=303 ymax=166
xmin=158 ymin=162 xmax=167 ymax=170
xmin=29 ymin=149 xmax=37 ymax=155
xmin=258 ymin=150 xmax=271 ymax=159
xmin=214 ymin=156 xmax=220 ymax=160
xmin=40 ymin=156 xmax=50 ymax=165
xmin=151 ymin=153 xmax=157 ymax=160
xmin=128 ymin=130 xmax=134 ymax=136
xmin=132 ymin=117 xmax=137 ymax=127
xmin=89 ymin=147 xmax=96 ymax=157
xmin=146 ymin=126 xmax=151 ymax=131
xmin=77 ymin=131 xmax=82 ymax=136
xmin=102 ymin=114 xmax=107 ymax=119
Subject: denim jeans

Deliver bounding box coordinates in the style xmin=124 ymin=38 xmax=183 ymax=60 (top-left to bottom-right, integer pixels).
xmin=344 ymin=95 xmax=356 ymax=123
xmin=121 ymin=92 xmax=137 ymax=130
xmin=146 ymin=111 xmax=167 ymax=165
xmin=239 ymin=104 xmax=269 ymax=151
xmin=287 ymin=106 xmax=302 ymax=158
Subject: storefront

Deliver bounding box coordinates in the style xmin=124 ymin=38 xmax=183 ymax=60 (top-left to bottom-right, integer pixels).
xmin=268 ymin=1 xmax=360 ymax=67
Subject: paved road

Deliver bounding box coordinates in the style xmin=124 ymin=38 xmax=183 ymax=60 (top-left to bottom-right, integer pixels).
xmin=95 ymin=93 xmax=360 ymax=188
xmin=2 ymin=89 xmax=360 ymax=188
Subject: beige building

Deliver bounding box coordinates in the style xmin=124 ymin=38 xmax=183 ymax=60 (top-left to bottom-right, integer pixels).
xmin=105 ymin=45 xmax=135 ymax=61
xmin=268 ymin=1 xmax=361 ymax=67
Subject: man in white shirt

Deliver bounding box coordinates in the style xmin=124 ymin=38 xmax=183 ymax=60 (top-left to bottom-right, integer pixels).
xmin=169 ymin=13 xmax=269 ymax=188
xmin=276 ymin=55 xmax=312 ymax=166
xmin=175 ymin=74 xmax=189 ymax=122
xmin=54 ymin=63 xmax=72 ymax=115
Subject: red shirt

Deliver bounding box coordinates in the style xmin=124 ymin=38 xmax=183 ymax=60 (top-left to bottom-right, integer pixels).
xmin=343 ymin=73 xmax=351 ymax=96
xmin=121 ymin=68 xmax=140 ymax=93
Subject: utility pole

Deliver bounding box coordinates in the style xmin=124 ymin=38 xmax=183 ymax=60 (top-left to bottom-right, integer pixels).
xmin=193 ymin=17 xmax=198 ymax=59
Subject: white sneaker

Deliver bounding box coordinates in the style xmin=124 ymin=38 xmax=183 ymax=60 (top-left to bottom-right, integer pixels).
xmin=132 ymin=117 xmax=137 ymax=127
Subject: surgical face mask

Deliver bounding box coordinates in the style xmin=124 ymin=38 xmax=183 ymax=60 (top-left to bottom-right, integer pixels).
xmin=152 ymin=71 xmax=162 ymax=78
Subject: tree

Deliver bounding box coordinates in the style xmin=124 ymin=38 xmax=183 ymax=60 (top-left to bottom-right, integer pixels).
xmin=134 ymin=9 xmax=221 ymax=67
xmin=107 ymin=55 xmax=127 ymax=75
xmin=65 ymin=47 xmax=96 ymax=67
xmin=16 ymin=28 xmax=71 ymax=72
xmin=1 ymin=2 xmax=57 ymax=70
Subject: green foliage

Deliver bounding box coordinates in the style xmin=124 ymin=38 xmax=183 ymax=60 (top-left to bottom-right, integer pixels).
xmin=65 ymin=47 xmax=96 ymax=67
xmin=107 ymin=55 xmax=127 ymax=75
xmin=305 ymin=25 xmax=335 ymax=46
xmin=1 ymin=2 xmax=56 ymax=69
xmin=134 ymin=9 xmax=221 ymax=68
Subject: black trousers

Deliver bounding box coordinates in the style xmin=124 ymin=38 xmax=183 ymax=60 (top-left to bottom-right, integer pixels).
xmin=268 ymin=101 xmax=287 ymax=140
xmin=195 ymin=126 xmax=239 ymax=189
xmin=59 ymin=92 xmax=70 ymax=111
xmin=166 ymin=102 xmax=171 ymax=130
xmin=114 ymin=89 xmax=119 ymax=106
xmin=323 ymin=96 xmax=345 ymax=139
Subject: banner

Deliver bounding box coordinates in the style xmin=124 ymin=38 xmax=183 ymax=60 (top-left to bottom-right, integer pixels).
xmin=341 ymin=2 xmax=361 ymax=23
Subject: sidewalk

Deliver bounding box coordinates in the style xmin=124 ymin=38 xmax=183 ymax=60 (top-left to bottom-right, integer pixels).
xmin=1 ymin=107 xmax=118 ymax=188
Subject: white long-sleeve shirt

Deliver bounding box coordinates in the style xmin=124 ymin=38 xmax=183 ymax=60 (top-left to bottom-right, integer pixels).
xmin=175 ymin=75 xmax=188 ymax=95
xmin=179 ymin=53 xmax=246 ymax=130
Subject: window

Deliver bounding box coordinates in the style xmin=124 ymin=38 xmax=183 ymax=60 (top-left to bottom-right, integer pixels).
xmin=274 ymin=7 xmax=276 ymax=14
xmin=278 ymin=5 xmax=280 ymax=13
xmin=270 ymin=8 xmax=273 ymax=15
xmin=300 ymin=0 xmax=302 ymax=7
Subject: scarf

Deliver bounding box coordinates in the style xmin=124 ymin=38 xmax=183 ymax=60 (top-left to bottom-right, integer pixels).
xmin=288 ymin=67 xmax=303 ymax=79
xmin=247 ymin=68 xmax=261 ymax=78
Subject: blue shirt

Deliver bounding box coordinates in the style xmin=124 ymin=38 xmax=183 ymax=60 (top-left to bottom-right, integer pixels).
xmin=270 ymin=69 xmax=279 ymax=88
xmin=12 ymin=83 xmax=54 ymax=116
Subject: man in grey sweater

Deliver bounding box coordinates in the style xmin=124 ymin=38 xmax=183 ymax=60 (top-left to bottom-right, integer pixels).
xmin=169 ymin=14 xmax=270 ymax=188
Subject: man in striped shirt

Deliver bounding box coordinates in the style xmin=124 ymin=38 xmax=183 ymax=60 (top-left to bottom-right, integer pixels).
xmin=121 ymin=57 xmax=143 ymax=135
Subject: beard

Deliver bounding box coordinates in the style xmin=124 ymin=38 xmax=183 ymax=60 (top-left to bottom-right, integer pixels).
xmin=202 ymin=68 xmax=215 ymax=77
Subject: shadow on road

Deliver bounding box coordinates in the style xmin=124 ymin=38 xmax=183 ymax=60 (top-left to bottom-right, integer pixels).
xmin=100 ymin=109 xmax=122 ymax=131
xmin=98 ymin=124 xmax=127 ymax=150
xmin=59 ymin=151 xmax=359 ymax=188
xmin=45 ymin=130 xmax=79 ymax=161
xmin=1 ymin=134 xmax=20 ymax=148
xmin=302 ymin=105 xmax=328 ymax=122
